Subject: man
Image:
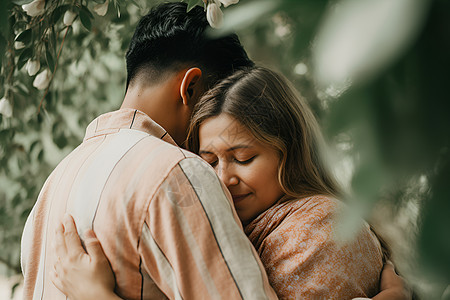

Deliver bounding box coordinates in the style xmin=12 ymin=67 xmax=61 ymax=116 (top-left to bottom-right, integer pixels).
xmin=21 ymin=3 xmax=277 ymax=299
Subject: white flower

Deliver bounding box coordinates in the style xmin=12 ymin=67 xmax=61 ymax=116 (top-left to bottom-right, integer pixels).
xmin=63 ymin=10 xmax=77 ymax=26
xmin=26 ymin=59 xmax=40 ymax=76
xmin=33 ymin=69 xmax=51 ymax=90
xmin=22 ymin=0 xmax=45 ymax=17
xmin=206 ymin=1 xmax=223 ymax=28
xmin=94 ymin=0 xmax=109 ymax=16
xmin=14 ymin=41 xmax=25 ymax=49
xmin=0 ymin=97 xmax=13 ymax=118
xmin=218 ymin=0 xmax=239 ymax=8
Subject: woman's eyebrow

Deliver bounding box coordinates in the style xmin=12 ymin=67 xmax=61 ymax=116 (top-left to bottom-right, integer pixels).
xmin=199 ymin=145 xmax=251 ymax=155
xmin=226 ymin=145 xmax=251 ymax=152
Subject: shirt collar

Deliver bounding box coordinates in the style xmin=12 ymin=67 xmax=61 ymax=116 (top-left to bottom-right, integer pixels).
xmin=84 ymin=108 xmax=177 ymax=146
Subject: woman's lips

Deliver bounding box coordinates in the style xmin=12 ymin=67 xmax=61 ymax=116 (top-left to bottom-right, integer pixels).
xmin=232 ymin=193 xmax=250 ymax=203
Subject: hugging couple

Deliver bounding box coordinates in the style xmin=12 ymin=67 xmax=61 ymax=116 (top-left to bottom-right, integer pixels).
xmin=21 ymin=2 xmax=409 ymax=300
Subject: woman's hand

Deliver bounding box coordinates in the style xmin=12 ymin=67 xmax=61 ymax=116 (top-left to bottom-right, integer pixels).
xmin=372 ymin=261 xmax=412 ymax=300
xmin=51 ymin=214 xmax=121 ymax=300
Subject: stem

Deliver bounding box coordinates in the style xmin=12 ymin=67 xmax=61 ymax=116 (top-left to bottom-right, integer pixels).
xmin=37 ymin=26 xmax=70 ymax=114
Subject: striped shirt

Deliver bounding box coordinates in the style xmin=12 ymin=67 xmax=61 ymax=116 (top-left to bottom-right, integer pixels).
xmin=21 ymin=108 xmax=277 ymax=300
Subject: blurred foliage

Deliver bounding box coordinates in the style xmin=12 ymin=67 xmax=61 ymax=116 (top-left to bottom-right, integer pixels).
xmin=0 ymin=0 xmax=449 ymax=298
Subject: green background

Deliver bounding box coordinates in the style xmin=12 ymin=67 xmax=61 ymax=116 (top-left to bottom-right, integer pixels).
xmin=1 ymin=0 xmax=449 ymax=298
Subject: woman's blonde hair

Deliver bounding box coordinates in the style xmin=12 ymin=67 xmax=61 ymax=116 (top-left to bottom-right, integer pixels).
xmin=187 ymin=66 xmax=343 ymax=200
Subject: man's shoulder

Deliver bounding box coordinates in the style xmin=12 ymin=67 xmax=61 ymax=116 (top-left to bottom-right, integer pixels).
xmin=127 ymin=135 xmax=213 ymax=181
xmin=131 ymin=135 xmax=199 ymax=166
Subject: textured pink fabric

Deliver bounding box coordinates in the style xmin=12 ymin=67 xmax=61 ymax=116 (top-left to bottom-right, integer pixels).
xmin=245 ymin=195 xmax=383 ymax=300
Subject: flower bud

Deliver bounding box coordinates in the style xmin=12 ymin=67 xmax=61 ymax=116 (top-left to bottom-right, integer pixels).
xmin=206 ymin=2 xmax=223 ymax=29
xmin=94 ymin=0 xmax=109 ymax=16
xmin=26 ymin=59 xmax=40 ymax=76
xmin=33 ymin=69 xmax=51 ymax=90
xmin=219 ymin=0 xmax=239 ymax=8
xmin=63 ymin=10 xmax=77 ymax=26
xmin=22 ymin=0 xmax=45 ymax=17
xmin=0 ymin=97 xmax=13 ymax=118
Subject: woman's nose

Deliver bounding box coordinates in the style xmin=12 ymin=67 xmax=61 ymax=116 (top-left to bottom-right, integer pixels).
xmin=217 ymin=164 xmax=239 ymax=187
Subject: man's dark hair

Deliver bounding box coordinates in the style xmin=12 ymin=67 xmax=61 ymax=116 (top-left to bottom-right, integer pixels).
xmin=126 ymin=2 xmax=254 ymax=90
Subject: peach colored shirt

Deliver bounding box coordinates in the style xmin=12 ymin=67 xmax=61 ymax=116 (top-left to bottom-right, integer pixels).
xmin=245 ymin=195 xmax=383 ymax=300
xmin=21 ymin=109 xmax=277 ymax=300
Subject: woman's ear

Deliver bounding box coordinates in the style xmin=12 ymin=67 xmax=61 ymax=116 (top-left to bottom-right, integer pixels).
xmin=180 ymin=68 xmax=202 ymax=105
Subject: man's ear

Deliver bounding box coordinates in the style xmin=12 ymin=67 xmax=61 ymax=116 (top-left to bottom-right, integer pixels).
xmin=180 ymin=68 xmax=202 ymax=105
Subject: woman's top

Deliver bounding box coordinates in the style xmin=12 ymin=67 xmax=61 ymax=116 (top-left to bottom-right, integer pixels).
xmin=244 ymin=195 xmax=383 ymax=300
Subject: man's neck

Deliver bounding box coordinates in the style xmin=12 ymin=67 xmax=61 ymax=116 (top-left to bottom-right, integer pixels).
xmin=120 ymin=79 xmax=184 ymax=146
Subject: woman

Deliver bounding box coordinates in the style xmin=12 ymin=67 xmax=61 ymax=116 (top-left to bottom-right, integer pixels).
xmin=52 ymin=67 xmax=409 ymax=299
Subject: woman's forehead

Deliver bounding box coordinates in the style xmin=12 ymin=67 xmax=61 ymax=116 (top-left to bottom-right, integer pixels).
xmin=198 ymin=114 xmax=258 ymax=149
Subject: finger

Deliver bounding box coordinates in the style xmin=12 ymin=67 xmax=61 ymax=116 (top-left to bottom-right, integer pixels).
xmin=384 ymin=260 xmax=396 ymax=272
xmin=53 ymin=256 xmax=63 ymax=276
xmin=381 ymin=262 xmax=398 ymax=282
xmin=62 ymin=214 xmax=86 ymax=258
xmin=54 ymin=222 xmax=67 ymax=258
xmin=51 ymin=267 xmax=64 ymax=292
xmin=84 ymin=229 xmax=107 ymax=262
xmin=52 ymin=274 xmax=64 ymax=294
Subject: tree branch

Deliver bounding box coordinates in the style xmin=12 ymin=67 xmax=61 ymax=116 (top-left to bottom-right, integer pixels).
xmin=37 ymin=25 xmax=71 ymax=115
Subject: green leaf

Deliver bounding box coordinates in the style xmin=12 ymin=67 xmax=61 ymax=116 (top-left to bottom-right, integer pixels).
xmin=0 ymin=0 xmax=11 ymax=39
xmin=16 ymin=82 xmax=30 ymax=95
xmin=81 ymin=5 xmax=94 ymax=19
xmin=53 ymin=132 xmax=68 ymax=149
xmin=11 ymin=0 xmax=33 ymax=5
xmin=50 ymin=27 xmax=57 ymax=54
xmin=15 ymin=29 xmax=32 ymax=45
xmin=79 ymin=7 xmax=93 ymax=31
xmin=12 ymin=194 xmax=21 ymax=207
xmin=17 ymin=47 xmax=32 ymax=70
xmin=20 ymin=207 xmax=32 ymax=219
xmin=37 ymin=149 xmax=44 ymax=161
xmin=37 ymin=112 xmax=43 ymax=124
xmin=51 ymin=121 xmax=59 ymax=135
xmin=29 ymin=140 xmax=39 ymax=153
xmin=187 ymin=0 xmax=203 ymax=12
xmin=46 ymin=50 xmax=55 ymax=72
xmin=52 ymin=5 xmax=70 ymax=24
xmin=0 ymin=129 xmax=11 ymax=142
xmin=0 ymin=35 xmax=6 ymax=66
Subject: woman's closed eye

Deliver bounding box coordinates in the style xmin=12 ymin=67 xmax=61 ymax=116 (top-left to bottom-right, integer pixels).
xmin=234 ymin=156 xmax=256 ymax=165
xmin=203 ymin=156 xmax=255 ymax=168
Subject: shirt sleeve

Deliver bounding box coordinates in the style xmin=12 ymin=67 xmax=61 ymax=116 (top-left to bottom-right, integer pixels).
xmin=137 ymin=157 xmax=278 ymax=300
xmin=259 ymin=198 xmax=382 ymax=299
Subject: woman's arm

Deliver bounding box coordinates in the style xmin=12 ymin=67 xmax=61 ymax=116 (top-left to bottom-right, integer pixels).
xmin=53 ymin=214 xmax=410 ymax=300
xmin=51 ymin=215 xmax=121 ymax=300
